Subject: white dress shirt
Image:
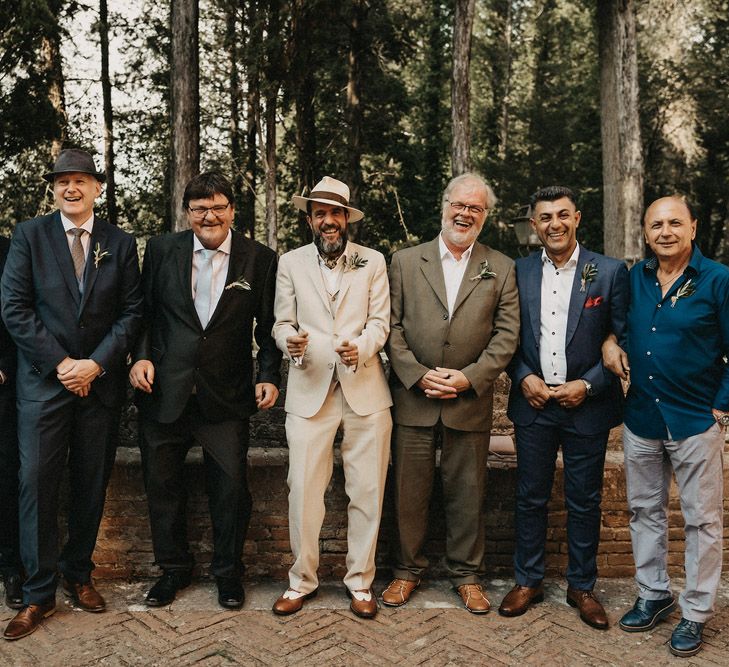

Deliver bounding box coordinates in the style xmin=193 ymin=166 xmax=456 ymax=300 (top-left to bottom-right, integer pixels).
xmin=539 ymin=243 xmax=580 ymax=384
xmin=60 ymin=213 xmax=94 ymax=257
xmin=439 ymin=233 xmax=474 ymax=319
xmin=191 ymin=230 xmax=232 ymax=322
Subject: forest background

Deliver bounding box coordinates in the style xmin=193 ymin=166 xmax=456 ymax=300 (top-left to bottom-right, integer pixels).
xmin=1 ymin=0 xmax=728 ymax=265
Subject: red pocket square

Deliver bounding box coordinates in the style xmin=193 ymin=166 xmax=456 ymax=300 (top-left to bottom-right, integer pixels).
xmin=585 ymin=296 xmax=604 ymax=308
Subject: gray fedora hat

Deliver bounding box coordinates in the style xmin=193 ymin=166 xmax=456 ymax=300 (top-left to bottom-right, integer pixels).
xmin=42 ymin=148 xmax=106 ymax=183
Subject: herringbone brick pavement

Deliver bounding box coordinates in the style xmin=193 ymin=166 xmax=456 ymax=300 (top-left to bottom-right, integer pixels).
xmin=0 ymin=578 xmax=727 ymax=666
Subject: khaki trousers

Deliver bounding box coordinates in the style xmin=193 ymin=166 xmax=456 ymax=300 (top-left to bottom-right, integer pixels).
xmin=285 ymin=382 xmax=391 ymax=593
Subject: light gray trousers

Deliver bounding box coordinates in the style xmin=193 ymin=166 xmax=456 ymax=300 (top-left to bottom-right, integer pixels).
xmin=623 ymin=423 xmax=724 ymax=623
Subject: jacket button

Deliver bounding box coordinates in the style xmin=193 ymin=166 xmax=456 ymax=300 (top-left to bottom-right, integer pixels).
xmin=328 ymin=363 xmax=334 ymax=369
xmin=442 ymin=314 xmax=448 ymax=320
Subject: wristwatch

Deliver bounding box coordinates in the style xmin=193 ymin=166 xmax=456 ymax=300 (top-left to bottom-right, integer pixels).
xmin=718 ymin=413 xmax=729 ymax=427
xmin=581 ymin=379 xmax=593 ymax=397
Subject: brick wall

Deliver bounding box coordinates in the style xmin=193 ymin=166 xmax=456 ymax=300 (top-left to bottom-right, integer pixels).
xmin=91 ymin=371 xmax=729 ymax=581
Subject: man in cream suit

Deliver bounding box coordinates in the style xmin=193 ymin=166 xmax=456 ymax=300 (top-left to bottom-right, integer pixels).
xmin=272 ymin=177 xmax=392 ymax=619
xmin=384 ymin=173 xmax=519 ymax=613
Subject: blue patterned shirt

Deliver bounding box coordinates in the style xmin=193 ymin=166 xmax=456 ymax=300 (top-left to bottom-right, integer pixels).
xmin=624 ymin=245 xmax=729 ymax=440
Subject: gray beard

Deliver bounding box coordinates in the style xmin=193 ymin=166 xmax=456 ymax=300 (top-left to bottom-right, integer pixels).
xmin=314 ymin=228 xmax=347 ymax=260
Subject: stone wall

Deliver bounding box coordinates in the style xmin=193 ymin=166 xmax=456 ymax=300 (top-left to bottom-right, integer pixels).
xmin=91 ymin=370 xmax=729 ymax=581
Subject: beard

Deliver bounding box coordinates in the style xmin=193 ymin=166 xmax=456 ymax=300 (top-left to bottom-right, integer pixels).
xmin=314 ymin=225 xmax=348 ymax=258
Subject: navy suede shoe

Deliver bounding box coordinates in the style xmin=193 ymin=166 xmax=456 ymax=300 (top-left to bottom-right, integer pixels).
xmin=618 ymin=596 xmax=676 ymax=632
xmin=669 ymin=618 xmax=704 ymax=657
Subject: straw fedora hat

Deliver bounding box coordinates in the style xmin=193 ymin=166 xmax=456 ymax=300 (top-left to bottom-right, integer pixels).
xmin=43 ymin=148 xmax=106 ymax=183
xmin=292 ymin=176 xmax=364 ymax=223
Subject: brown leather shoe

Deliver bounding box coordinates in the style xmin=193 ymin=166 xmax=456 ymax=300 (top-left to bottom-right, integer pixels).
xmin=566 ymin=587 xmax=609 ymax=630
xmin=63 ymin=579 xmax=106 ymax=612
xmin=498 ymin=584 xmax=544 ymax=617
xmin=272 ymin=588 xmax=317 ymax=616
xmin=457 ymin=584 xmax=490 ymax=614
xmin=348 ymin=588 xmax=377 ymax=619
xmin=3 ymin=602 xmax=56 ymax=640
xmin=381 ymin=578 xmax=420 ymax=607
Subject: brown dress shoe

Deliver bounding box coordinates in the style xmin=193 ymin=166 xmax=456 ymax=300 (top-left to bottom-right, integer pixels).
xmin=272 ymin=588 xmax=317 ymax=616
xmin=566 ymin=587 xmax=609 ymax=630
xmin=3 ymin=602 xmax=56 ymax=640
xmin=381 ymin=579 xmax=420 ymax=607
xmin=348 ymin=589 xmax=377 ymax=619
xmin=63 ymin=579 xmax=106 ymax=612
xmin=498 ymin=584 xmax=545 ymax=617
xmin=457 ymin=584 xmax=490 ymax=614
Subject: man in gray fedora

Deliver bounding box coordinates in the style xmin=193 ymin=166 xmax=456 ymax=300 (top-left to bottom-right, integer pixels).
xmin=1 ymin=149 xmax=143 ymax=639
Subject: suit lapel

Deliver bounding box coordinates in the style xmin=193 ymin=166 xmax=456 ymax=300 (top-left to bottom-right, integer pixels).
xmin=565 ymin=246 xmax=592 ymax=346
xmin=206 ymin=231 xmax=252 ymax=327
xmin=419 ymin=239 xmax=448 ymax=312
xmin=303 ymin=243 xmax=335 ymax=313
xmin=79 ymin=222 xmax=108 ymax=313
xmin=44 ymin=211 xmax=81 ymax=308
xmin=336 ymin=242 xmax=359 ymax=308
xmin=175 ymin=231 xmax=199 ymax=327
xmin=525 ymin=252 xmax=543 ymax=347
xmin=451 ymin=242 xmax=487 ymax=315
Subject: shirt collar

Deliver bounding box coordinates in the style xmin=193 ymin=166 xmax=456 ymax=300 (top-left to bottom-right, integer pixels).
xmin=643 ymin=243 xmax=703 ymax=277
xmin=193 ymin=229 xmax=232 ymax=255
xmin=541 ymin=242 xmax=580 ymax=269
xmin=438 ymin=233 xmax=473 ymax=262
xmin=60 ymin=212 xmax=94 ymax=235
xmin=316 ymin=241 xmax=351 ymax=270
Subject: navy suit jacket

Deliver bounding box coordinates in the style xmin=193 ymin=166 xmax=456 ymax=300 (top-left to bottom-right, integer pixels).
xmin=0 ymin=211 xmax=143 ymax=407
xmin=0 ymin=237 xmax=15 ymax=385
xmin=507 ymin=246 xmax=629 ymax=435
xmin=134 ymin=229 xmax=282 ymax=424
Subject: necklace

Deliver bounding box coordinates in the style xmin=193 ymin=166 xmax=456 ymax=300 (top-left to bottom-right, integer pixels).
xmin=658 ymin=273 xmax=681 ymax=287
xmin=657 ymin=264 xmax=687 ymax=287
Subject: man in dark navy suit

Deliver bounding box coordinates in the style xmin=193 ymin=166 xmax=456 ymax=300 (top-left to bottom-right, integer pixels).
xmin=1 ymin=149 xmax=143 ymax=639
xmin=0 ymin=236 xmax=23 ymax=610
xmin=129 ymin=172 xmax=281 ymax=610
xmin=499 ymin=186 xmax=629 ymax=629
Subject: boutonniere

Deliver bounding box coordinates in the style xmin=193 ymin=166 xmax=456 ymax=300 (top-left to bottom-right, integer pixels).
xmin=470 ymin=260 xmax=497 ymax=281
xmin=584 ymin=296 xmax=604 ymax=309
xmin=580 ymin=263 xmax=598 ymax=292
xmin=93 ymin=243 xmax=111 ymax=269
xmin=224 ymin=276 xmax=251 ymax=291
xmin=670 ymin=279 xmax=695 ymax=307
xmin=345 ymin=252 xmax=368 ymax=272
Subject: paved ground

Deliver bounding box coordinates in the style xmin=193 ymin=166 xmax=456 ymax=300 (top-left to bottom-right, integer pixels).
xmin=1 ymin=577 xmax=728 ymax=666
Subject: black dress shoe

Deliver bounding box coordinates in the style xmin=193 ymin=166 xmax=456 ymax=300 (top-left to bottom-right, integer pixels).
xmin=2 ymin=572 xmax=24 ymax=610
xmin=144 ymin=571 xmax=192 ymax=607
xmin=619 ymin=596 xmax=676 ymax=632
xmin=216 ymin=577 xmax=244 ymax=610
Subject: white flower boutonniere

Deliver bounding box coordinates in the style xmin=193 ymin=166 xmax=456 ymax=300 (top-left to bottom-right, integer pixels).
xmin=93 ymin=243 xmax=111 ymax=269
xmin=470 ymin=260 xmax=497 ymax=281
xmin=225 ymin=276 xmax=251 ymax=291
xmin=580 ymin=263 xmax=598 ymax=292
xmin=670 ymin=279 xmax=696 ymax=307
xmin=345 ymin=252 xmax=368 ymax=272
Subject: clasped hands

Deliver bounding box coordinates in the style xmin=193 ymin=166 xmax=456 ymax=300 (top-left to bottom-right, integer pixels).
xmin=417 ymin=367 xmax=470 ymax=399
xmin=56 ymin=357 xmax=102 ymax=397
xmin=285 ymin=331 xmax=360 ymax=368
xmin=520 ymin=374 xmax=587 ymax=410
xmin=129 ymin=359 xmax=278 ymax=409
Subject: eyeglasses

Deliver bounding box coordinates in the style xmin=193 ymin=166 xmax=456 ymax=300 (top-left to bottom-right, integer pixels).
xmin=188 ymin=203 xmax=230 ymax=218
xmin=446 ymin=199 xmax=486 ymax=216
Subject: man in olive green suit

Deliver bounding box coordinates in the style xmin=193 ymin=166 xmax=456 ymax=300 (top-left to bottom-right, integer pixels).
xmin=384 ymin=173 xmax=519 ymax=613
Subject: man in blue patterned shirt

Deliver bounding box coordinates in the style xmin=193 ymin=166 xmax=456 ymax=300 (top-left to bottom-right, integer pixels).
xmin=603 ymin=196 xmax=729 ymax=658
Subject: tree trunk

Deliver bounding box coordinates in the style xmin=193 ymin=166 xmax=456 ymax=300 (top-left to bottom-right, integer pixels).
xmin=598 ymin=0 xmax=644 ymax=264
xmin=242 ymin=0 xmax=261 ymax=239
xmin=99 ymin=0 xmax=117 ymax=225
xmin=451 ymin=0 xmax=476 ymax=176
xmin=170 ymin=0 xmax=200 ymax=232
xmin=225 ymin=0 xmax=244 ymax=225
xmin=495 ymin=0 xmax=513 ymax=161
xmin=265 ymin=88 xmax=278 ymax=251
xmin=40 ymin=25 xmax=67 ymax=161
xmin=345 ymin=0 xmax=365 ymax=240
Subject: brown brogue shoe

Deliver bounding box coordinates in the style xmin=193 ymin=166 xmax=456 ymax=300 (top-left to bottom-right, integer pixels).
xmin=63 ymin=579 xmax=106 ymax=612
xmin=381 ymin=578 xmax=420 ymax=607
xmin=3 ymin=602 xmax=56 ymax=640
xmin=566 ymin=587 xmax=609 ymax=630
xmin=348 ymin=588 xmax=377 ymax=619
xmin=457 ymin=584 xmax=490 ymax=614
xmin=498 ymin=584 xmax=544 ymax=617
xmin=272 ymin=588 xmax=317 ymax=616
